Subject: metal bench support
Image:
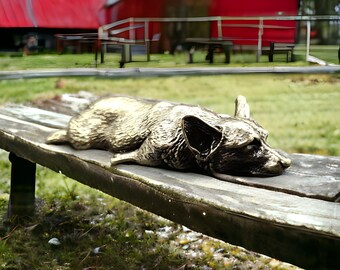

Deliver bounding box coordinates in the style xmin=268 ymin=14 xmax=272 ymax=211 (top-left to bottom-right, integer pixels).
xmin=7 ymin=152 xmax=36 ymax=219
xmin=187 ymin=39 xmax=232 ymax=64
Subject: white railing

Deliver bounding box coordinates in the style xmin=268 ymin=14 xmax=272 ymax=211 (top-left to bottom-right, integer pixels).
xmin=98 ymin=15 xmax=340 ymax=62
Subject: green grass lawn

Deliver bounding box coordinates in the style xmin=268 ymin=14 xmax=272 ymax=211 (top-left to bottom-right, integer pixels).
xmin=0 ymin=53 xmax=339 ymax=269
xmin=0 ymin=52 xmax=308 ymax=70
xmin=0 ymin=45 xmax=338 ymax=70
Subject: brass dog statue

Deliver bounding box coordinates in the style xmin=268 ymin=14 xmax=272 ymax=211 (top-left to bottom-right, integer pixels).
xmin=47 ymin=95 xmax=291 ymax=177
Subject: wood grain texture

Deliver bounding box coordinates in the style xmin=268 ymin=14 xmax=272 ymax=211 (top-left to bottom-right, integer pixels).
xmin=0 ymin=104 xmax=340 ymax=269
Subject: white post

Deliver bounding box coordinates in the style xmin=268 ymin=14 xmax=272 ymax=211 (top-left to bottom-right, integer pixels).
xmin=256 ymin=18 xmax=264 ymax=62
xmin=129 ymin=18 xmax=135 ymax=41
xmin=144 ymin=20 xmax=149 ymax=42
xmin=306 ymin=20 xmax=311 ymax=61
xmin=144 ymin=20 xmax=150 ymax=61
xmin=217 ymin=17 xmax=222 ymax=40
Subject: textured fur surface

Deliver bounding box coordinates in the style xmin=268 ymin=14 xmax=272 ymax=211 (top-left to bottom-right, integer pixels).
xmin=47 ymin=95 xmax=291 ymax=177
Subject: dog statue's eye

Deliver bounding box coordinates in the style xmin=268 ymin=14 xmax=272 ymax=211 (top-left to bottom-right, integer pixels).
xmin=245 ymin=138 xmax=261 ymax=151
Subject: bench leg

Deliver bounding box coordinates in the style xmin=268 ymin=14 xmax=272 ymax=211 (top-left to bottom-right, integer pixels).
xmin=100 ymin=44 xmax=105 ymax=64
xmin=268 ymin=53 xmax=274 ymax=62
xmin=188 ymin=46 xmax=195 ymax=64
xmin=146 ymin=41 xmax=151 ymax=62
xmin=7 ymin=152 xmax=36 ymax=219
xmin=120 ymin=44 xmax=131 ymax=68
xmin=223 ymin=45 xmax=231 ymax=64
xmin=269 ymin=42 xmax=274 ymax=62
xmin=206 ymin=45 xmax=214 ymax=64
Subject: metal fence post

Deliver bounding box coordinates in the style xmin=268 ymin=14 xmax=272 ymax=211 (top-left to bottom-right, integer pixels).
xmin=217 ymin=17 xmax=222 ymax=40
xmin=256 ymin=18 xmax=264 ymax=62
xmin=306 ymin=20 xmax=311 ymax=61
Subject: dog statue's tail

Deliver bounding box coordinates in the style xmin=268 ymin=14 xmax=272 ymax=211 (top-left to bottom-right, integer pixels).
xmin=46 ymin=130 xmax=68 ymax=144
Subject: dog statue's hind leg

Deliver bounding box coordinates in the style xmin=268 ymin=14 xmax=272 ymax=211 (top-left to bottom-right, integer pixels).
xmin=110 ymin=137 xmax=164 ymax=167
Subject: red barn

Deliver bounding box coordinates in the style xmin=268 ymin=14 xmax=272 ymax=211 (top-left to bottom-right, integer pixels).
xmin=0 ymin=0 xmax=299 ymax=52
xmin=0 ymin=0 xmax=105 ymax=51
xmin=209 ymin=0 xmax=299 ymax=46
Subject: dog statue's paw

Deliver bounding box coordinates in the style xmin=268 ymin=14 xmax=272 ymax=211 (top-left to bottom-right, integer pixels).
xmin=110 ymin=154 xmax=124 ymax=166
xmin=110 ymin=151 xmax=138 ymax=166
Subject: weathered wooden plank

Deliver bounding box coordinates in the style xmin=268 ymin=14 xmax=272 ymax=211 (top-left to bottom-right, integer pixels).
xmin=221 ymin=154 xmax=340 ymax=201
xmin=0 ymin=105 xmax=339 ymax=201
xmin=1 ymin=112 xmax=339 ymax=234
xmin=0 ymin=105 xmax=71 ymax=129
xmin=0 ymin=113 xmax=339 ymax=269
xmin=32 ymin=91 xmax=96 ymax=115
xmin=0 ymin=113 xmax=339 ymax=236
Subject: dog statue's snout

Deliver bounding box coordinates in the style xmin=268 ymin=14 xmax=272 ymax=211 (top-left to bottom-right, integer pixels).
xmin=276 ymin=150 xmax=292 ymax=169
xmin=280 ymin=158 xmax=291 ymax=168
xmin=261 ymin=149 xmax=292 ymax=176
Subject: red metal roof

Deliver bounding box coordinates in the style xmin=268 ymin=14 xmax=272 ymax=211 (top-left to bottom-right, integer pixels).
xmin=0 ymin=0 xmax=105 ymax=29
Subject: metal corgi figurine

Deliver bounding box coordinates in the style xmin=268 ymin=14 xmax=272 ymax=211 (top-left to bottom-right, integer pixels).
xmin=47 ymin=95 xmax=291 ymax=177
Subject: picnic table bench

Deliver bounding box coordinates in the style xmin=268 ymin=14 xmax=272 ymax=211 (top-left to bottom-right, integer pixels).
xmin=262 ymin=42 xmax=295 ymax=63
xmin=185 ymin=38 xmax=233 ymax=64
xmin=0 ymin=93 xmax=339 ymax=269
xmin=55 ymin=33 xmax=98 ymax=54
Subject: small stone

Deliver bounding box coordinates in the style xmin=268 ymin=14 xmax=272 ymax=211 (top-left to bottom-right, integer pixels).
xmin=156 ymin=226 xmax=173 ymax=238
xmin=182 ymin=244 xmax=190 ymax=250
xmin=200 ymin=266 xmax=212 ymax=270
xmin=48 ymin=237 xmax=61 ymax=246
xmin=93 ymin=247 xmax=101 ymax=254
xmin=182 ymin=226 xmax=191 ymax=232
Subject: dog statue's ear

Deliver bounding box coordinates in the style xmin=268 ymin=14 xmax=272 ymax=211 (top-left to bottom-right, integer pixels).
xmin=182 ymin=116 xmax=222 ymax=160
xmin=234 ymin=95 xmax=250 ymax=119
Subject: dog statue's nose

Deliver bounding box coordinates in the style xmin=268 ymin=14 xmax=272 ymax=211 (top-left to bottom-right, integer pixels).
xmin=274 ymin=149 xmax=292 ymax=169
xmin=280 ymin=155 xmax=292 ymax=168
xmin=280 ymin=158 xmax=292 ymax=169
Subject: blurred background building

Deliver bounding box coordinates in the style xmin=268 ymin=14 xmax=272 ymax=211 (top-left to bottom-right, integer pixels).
xmin=0 ymin=0 xmax=338 ymax=53
xmin=0 ymin=0 xmax=105 ymax=52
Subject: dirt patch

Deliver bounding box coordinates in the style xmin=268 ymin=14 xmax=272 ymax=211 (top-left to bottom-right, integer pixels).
xmin=290 ymin=74 xmax=340 ymax=85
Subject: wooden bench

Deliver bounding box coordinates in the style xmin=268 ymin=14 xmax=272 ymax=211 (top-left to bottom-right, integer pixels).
xmin=55 ymin=33 xmax=98 ymax=54
xmin=185 ymin=38 xmax=233 ymax=64
xmin=96 ymin=42 xmax=154 ymax=68
xmin=96 ymin=33 xmax=160 ymax=68
xmin=262 ymin=42 xmax=295 ymax=62
xmin=0 ymin=94 xmax=339 ymax=269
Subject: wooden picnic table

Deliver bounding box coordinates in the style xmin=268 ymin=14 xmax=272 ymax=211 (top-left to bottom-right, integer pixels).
xmin=185 ymin=38 xmax=233 ymax=64
xmin=0 ymin=93 xmax=339 ymax=269
xmin=55 ymin=33 xmax=98 ymax=54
